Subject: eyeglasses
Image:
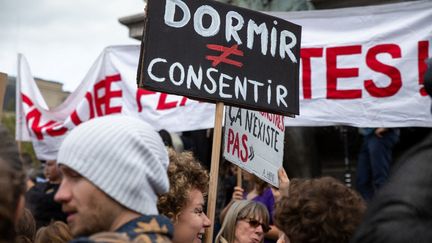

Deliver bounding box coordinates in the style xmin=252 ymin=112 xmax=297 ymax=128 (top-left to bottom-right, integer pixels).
xmin=244 ymin=218 xmax=270 ymax=233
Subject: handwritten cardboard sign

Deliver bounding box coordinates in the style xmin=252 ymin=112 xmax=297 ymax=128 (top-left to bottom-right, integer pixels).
xmin=223 ymin=106 xmax=285 ymax=187
xmin=138 ymin=0 xmax=301 ymax=116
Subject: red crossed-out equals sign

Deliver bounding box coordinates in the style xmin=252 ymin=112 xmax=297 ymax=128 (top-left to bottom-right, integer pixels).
xmin=206 ymin=44 xmax=244 ymax=68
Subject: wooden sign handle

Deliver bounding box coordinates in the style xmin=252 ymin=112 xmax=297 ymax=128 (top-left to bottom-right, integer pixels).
xmin=205 ymin=102 xmax=224 ymax=243
xmin=237 ymin=166 xmax=242 ymax=187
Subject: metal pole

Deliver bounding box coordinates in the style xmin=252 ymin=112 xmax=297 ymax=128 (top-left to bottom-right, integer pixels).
xmin=341 ymin=126 xmax=352 ymax=187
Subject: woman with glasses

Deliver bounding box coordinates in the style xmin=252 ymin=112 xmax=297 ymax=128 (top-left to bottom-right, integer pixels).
xmin=221 ymin=169 xmax=279 ymax=242
xmin=216 ymin=200 xmax=270 ymax=243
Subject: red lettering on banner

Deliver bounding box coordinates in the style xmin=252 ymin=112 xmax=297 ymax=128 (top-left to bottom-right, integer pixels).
xmin=179 ymin=96 xmax=188 ymax=106
xmin=21 ymin=93 xmax=67 ymax=140
xmin=157 ymin=93 xmax=178 ymax=110
xmin=93 ymin=74 xmax=123 ymax=116
xmin=94 ymin=80 xmax=105 ymax=116
xmin=22 ymin=94 xmax=34 ymax=106
xmin=70 ymin=92 xmax=95 ymax=126
xmin=302 ymin=41 xmax=431 ymax=100
xmin=86 ymin=92 xmax=95 ymax=119
xmin=364 ymin=44 xmax=402 ymax=97
xmin=70 ymin=110 xmax=82 ymax=126
xmin=326 ymin=45 xmax=362 ymax=99
xmin=301 ymin=48 xmax=323 ymax=99
xmin=157 ymin=94 xmax=195 ymax=109
xmin=227 ymin=128 xmax=248 ymax=163
xmin=25 ymin=109 xmax=52 ymax=140
xmin=46 ymin=124 xmax=68 ymax=137
xmin=136 ymin=89 xmax=194 ymax=111
xmin=418 ymin=41 xmax=430 ymax=96
xmin=136 ymin=88 xmax=156 ymax=112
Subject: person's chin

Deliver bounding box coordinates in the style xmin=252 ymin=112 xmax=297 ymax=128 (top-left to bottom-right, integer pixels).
xmin=68 ymin=217 xmax=84 ymax=237
xmin=70 ymin=225 xmax=82 ymax=237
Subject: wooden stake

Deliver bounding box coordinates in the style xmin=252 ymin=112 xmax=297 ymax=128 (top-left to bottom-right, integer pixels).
xmin=0 ymin=72 xmax=7 ymax=120
xmin=205 ymin=102 xmax=224 ymax=243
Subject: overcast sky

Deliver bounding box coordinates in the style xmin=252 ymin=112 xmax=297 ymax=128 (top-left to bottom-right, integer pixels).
xmin=0 ymin=0 xmax=144 ymax=91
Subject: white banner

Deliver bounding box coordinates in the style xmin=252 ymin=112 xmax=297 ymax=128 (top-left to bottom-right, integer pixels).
xmin=16 ymin=48 xmax=216 ymax=160
xmin=273 ymin=0 xmax=432 ymax=126
xmin=16 ymin=1 xmax=432 ymax=159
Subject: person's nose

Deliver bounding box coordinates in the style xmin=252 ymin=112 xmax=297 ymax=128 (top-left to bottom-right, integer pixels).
xmin=54 ymin=180 xmax=71 ymax=203
xmin=203 ymin=213 xmax=211 ymax=228
xmin=254 ymin=224 xmax=264 ymax=235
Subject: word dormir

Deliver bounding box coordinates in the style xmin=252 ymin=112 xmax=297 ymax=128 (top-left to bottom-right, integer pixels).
xmin=164 ymin=0 xmax=298 ymax=63
xmin=148 ymin=58 xmax=289 ymax=108
xmin=140 ymin=0 xmax=301 ymax=115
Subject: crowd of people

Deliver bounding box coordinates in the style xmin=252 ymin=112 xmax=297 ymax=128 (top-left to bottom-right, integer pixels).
xmin=0 ymin=115 xmax=366 ymax=243
xmin=1 ymin=59 xmax=431 ymax=242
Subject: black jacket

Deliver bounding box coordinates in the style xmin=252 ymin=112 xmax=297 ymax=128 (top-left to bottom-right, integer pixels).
xmin=25 ymin=182 xmax=67 ymax=228
xmin=351 ymin=133 xmax=432 ymax=243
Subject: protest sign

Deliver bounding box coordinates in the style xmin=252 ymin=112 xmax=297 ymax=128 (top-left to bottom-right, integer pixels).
xmin=223 ymin=106 xmax=284 ymax=187
xmin=138 ymin=0 xmax=301 ymax=116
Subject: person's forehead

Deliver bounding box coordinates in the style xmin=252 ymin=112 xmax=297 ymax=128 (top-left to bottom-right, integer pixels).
xmin=59 ymin=164 xmax=81 ymax=176
xmin=188 ymin=188 xmax=204 ymax=202
xmin=241 ymin=209 xmax=263 ymax=220
xmin=59 ymin=165 xmax=104 ymax=189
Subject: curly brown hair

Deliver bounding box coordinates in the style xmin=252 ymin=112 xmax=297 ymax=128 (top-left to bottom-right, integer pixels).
xmin=274 ymin=177 xmax=366 ymax=243
xmin=157 ymin=149 xmax=209 ymax=220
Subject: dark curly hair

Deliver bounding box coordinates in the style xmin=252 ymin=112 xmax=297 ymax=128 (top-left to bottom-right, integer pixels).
xmin=157 ymin=149 xmax=209 ymax=220
xmin=274 ymin=177 xmax=366 ymax=243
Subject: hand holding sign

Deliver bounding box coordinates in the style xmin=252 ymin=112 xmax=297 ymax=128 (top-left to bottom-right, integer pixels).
xmin=232 ymin=186 xmax=245 ymax=201
xmin=271 ymin=167 xmax=290 ymax=202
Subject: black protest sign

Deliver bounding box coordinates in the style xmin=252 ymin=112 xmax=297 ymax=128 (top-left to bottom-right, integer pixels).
xmin=138 ymin=0 xmax=301 ymax=116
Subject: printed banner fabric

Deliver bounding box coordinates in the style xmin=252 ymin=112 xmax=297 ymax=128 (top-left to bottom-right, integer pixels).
xmin=16 ymin=1 xmax=432 ymax=159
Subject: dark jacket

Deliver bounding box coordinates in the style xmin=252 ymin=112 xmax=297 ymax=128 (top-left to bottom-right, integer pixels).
xmin=25 ymin=182 xmax=67 ymax=228
xmin=351 ymin=133 xmax=432 ymax=243
xmin=70 ymin=215 xmax=173 ymax=243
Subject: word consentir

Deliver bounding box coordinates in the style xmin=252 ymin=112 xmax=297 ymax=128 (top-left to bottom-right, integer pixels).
xmin=164 ymin=0 xmax=298 ymax=63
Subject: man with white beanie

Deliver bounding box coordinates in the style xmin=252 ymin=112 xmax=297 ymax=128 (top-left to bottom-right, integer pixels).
xmin=54 ymin=115 xmax=173 ymax=242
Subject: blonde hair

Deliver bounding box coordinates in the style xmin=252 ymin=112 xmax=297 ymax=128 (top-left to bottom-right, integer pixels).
xmin=35 ymin=221 xmax=72 ymax=243
xmin=215 ymin=200 xmax=269 ymax=243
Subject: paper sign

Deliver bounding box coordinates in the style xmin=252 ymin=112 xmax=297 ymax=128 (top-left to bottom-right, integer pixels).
xmin=223 ymin=106 xmax=285 ymax=187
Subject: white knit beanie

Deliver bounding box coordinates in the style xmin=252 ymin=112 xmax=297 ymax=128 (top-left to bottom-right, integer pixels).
xmin=57 ymin=115 xmax=169 ymax=215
